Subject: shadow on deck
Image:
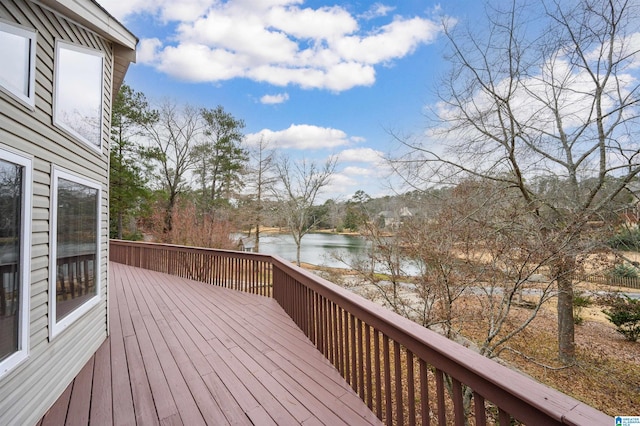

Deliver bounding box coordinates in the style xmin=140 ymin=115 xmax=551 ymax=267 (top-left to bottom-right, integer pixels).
xmin=38 ymin=262 xmax=381 ymax=425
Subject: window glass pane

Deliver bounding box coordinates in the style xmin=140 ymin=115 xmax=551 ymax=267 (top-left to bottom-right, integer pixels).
xmin=0 ymin=31 xmax=30 ymax=96
xmin=0 ymin=159 xmax=23 ymax=362
xmin=56 ymin=178 xmax=98 ymax=321
xmin=55 ymin=44 xmax=103 ymax=147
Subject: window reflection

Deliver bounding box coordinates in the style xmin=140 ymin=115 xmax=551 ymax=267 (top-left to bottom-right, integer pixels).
xmin=55 ymin=178 xmax=98 ymax=321
xmin=0 ymin=159 xmax=22 ymax=362
xmin=0 ymin=22 xmax=35 ymax=105
xmin=54 ymin=42 xmax=103 ymax=148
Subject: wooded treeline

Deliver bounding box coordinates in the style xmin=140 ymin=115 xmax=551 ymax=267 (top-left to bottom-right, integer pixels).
xmin=109 ymin=89 xmax=341 ymax=259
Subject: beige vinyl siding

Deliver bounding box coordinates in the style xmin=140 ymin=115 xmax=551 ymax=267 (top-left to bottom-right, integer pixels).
xmin=0 ymin=0 xmax=113 ymax=424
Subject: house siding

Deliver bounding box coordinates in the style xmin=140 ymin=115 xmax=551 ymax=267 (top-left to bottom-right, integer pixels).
xmin=0 ymin=0 xmax=114 ymax=424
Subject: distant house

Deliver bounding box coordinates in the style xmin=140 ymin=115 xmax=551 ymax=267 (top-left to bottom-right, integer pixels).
xmin=378 ymin=206 xmax=413 ymax=228
xmin=0 ymin=0 xmax=135 ymax=423
xmin=237 ymin=236 xmax=256 ymax=252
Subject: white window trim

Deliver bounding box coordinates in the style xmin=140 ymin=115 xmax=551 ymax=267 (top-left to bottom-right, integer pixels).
xmin=0 ymin=146 xmax=32 ymax=379
xmin=49 ymin=167 xmax=101 ymax=340
xmin=52 ymin=40 xmax=104 ymax=154
xmin=0 ymin=19 xmax=37 ymax=110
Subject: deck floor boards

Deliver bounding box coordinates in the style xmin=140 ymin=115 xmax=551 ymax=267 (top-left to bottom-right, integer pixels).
xmin=41 ymin=262 xmax=381 ymax=425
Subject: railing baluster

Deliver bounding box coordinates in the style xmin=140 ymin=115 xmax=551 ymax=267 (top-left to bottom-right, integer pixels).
xmin=419 ymin=359 xmax=430 ymax=426
xmin=473 ymin=392 xmax=486 ymax=426
xmin=315 ymin=292 xmax=321 ymax=348
xmin=394 ymin=341 xmax=403 ymax=426
xmin=350 ymin=313 xmax=357 ymax=392
xmin=435 ymin=369 xmax=446 ymax=426
xmin=452 ymin=378 xmax=464 ymax=426
xmin=344 ymin=309 xmax=351 ymax=384
xmin=383 ymin=334 xmax=392 ymax=426
xmin=499 ymin=408 xmax=510 ymax=426
xmin=236 ymin=257 xmax=241 ymax=291
xmin=338 ymin=306 xmax=345 ymax=378
xmin=365 ymin=323 xmax=373 ymax=410
xmin=296 ymin=283 xmax=309 ymax=336
xmin=374 ymin=329 xmax=382 ymax=419
xmin=357 ymin=318 xmax=364 ymax=400
xmin=327 ymin=300 xmax=334 ymax=364
xmin=407 ymin=349 xmax=416 ymax=426
xmin=332 ymin=302 xmax=340 ymax=368
xmin=324 ymin=297 xmax=330 ymax=359
xmin=306 ymin=286 xmax=312 ymax=337
xmin=305 ymin=287 xmax=312 ymax=338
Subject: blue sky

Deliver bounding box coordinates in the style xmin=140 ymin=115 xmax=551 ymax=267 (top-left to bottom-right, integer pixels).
xmin=97 ymin=0 xmax=482 ymax=200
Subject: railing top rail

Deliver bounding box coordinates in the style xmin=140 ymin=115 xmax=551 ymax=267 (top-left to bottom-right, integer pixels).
xmin=110 ymin=239 xmax=274 ymax=262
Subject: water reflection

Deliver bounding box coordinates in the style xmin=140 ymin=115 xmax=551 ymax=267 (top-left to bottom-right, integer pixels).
xmin=257 ymin=233 xmax=368 ymax=269
xmin=254 ymin=232 xmax=421 ymax=276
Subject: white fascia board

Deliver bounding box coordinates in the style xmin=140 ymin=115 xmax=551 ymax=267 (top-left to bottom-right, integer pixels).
xmin=35 ymin=0 xmax=137 ymax=53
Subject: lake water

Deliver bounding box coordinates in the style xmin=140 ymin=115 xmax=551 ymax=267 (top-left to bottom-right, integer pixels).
xmin=253 ymin=232 xmax=422 ymax=276
xmin=256 ymin=233 xmax=369 ymax=269
xmin=249 ymin=233 xmax=640 ymax=297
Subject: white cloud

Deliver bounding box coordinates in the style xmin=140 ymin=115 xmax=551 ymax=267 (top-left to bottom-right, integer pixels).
xmin=585 ymin=32 xmax=640 ymax=70
xmin=260 ymin=93 xmax=290 ymax=104
xmin=98 ymin=0 xmax=211 ymax=22
xmin=98 ymin=0 xmax=443 ymax=91
xmin=339 ymin=147 xmax=384 ymax=163
xmin=359 ymin=3 xmax=396 ymax=20
xmin=324 ymin=172 xmax=357 ymax=195
xmin=267 ymin=5 xmax=357 ymax=41
xmin=137 ymin=38 xmax=162 ymax=64
xmin=342 ymin=166 xmax=374 ymax=176
xmin=334 ymin=17 xmax=441 ymax=65
xmin=246 ymin=124 xmax=352 ymax=149
xmin=339 ymin=148 xmax=392 ymax=180
xmin=154 ymin=44 xmax=245 ymax=82
xmin=628 ymin=33 xmax=640 ymax=69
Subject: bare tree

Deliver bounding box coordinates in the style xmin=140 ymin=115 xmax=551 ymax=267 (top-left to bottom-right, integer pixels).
xmin=143 ymin=101 xmax=202 ymax=234
xmin=393 ymin=0 xmax=640 ymax=363
xmin=275 ymin=155 xmax=338 ymax=265
xmin=332 ymin=191 xmax=424 ymax=322
xmin=244 ymin=137 xmax=277 ymax=252
xmin=334 ymin=181 xmax=560 ymax=417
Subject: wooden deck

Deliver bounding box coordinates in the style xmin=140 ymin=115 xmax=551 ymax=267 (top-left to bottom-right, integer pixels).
xmin=39 ymin=262 xmax=381 ymax=425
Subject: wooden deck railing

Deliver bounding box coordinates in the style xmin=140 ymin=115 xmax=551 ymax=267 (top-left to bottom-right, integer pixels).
xmin=575 ymin=272 xmax=640 ymax=289
xmin=110 ymin=240 xmax=612 ymax=426
xmin=109 ymin=240 xmax=273 ymax=296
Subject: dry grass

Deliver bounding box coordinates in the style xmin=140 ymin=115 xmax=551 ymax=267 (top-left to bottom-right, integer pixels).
xmin=459 ymin=299 xmax=640 ymax=416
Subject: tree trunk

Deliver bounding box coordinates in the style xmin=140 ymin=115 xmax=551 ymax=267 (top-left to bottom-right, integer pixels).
xmin=165 ymin=191 xmax=177 ymax=234
xmin=556 ymin=258 xmax=576 ymax=364
xmin=254 ymin=223 xmax=260 ymax=253
xmin=117 ymin=212 xmax=123 ymax=240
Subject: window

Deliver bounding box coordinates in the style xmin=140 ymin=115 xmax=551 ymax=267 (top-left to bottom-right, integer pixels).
xmin=53 ymin=41 xmax=104 ymax=151
xmin=0 ymin=20 xmax=36 ymax=108
xmin=49 ymin=168 xmax=100 ymax=338
xmin=0 ymin=147 xmax=31 ymax=378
